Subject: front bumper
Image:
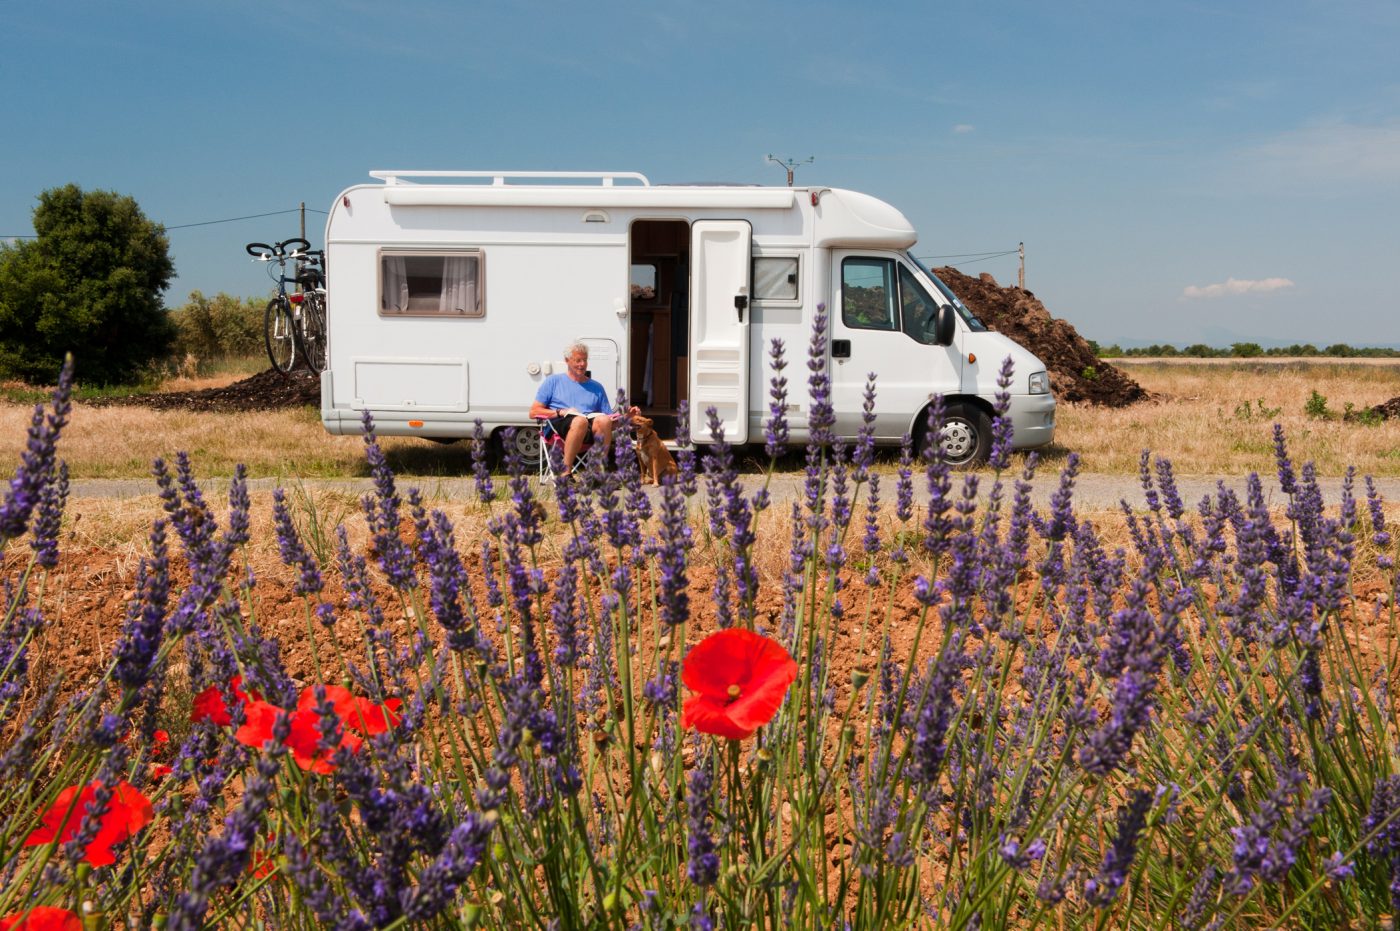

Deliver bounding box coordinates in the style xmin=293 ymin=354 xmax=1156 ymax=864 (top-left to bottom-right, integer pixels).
xmin=1008 ymin=393 xmax=1056 ymax=450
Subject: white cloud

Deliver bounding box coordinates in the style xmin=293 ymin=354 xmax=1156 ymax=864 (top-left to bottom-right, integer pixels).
xmin=1239 ymin=120 xmax=1400 ymax=185
xmin=1182 ymin=277 xmax=1295 ymax=300
xmin=952 ymin=124 xmax=975 ymax=134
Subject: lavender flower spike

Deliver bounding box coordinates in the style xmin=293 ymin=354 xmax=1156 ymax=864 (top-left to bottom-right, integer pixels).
xmin=0 ymin=355 xmax=73 ymax=545
xmin=1085 ymin=789 xmax=1153 ymax=907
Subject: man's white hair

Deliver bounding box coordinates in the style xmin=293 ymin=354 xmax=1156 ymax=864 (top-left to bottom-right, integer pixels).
xmin=564 ymin=341 xmax=589 ymax=359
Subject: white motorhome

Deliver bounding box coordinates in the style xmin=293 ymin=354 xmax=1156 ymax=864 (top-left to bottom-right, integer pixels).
xmin=320 ymin=170 xmax=1055 ymax=466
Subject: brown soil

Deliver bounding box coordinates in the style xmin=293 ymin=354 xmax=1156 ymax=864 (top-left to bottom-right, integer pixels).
xmin=90 ymin=368 xmax=321 ymax=413
xmin=1365 ymin=396 xmax=1400 ymax=421
xmin=934 ymin=266 xmax=1149 ymax=407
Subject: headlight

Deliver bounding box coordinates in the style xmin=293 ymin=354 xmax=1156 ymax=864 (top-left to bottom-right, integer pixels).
xmin=1028 ymin=371 xmax=1050 ymax=395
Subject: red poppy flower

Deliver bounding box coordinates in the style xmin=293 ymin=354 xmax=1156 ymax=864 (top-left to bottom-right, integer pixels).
xmin=190 ymin=676 xmax=254 ymax=727
xmin=149 ymin=764 xmax=174 ymax=783
xmin=24 ymin=781 xmax=154 ymax=867
xmin=248 ymin=832 xmax=278 ymax=879
xmin=0 ymin=906 xmax=82 ymax=931
xmin=235 ymin=692 xmax=364 ymax=774
xmin=680 ymin=629 xmax=799 ymax=740
xmin=347 ymin=697 xmax=403 ymax=735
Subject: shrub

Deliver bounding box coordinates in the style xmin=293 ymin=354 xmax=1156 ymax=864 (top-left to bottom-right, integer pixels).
xmin=1 ymin=327 xmax=1398 ymax=928
xmin=169 ymin=290 xmax=265 ymax=363
xmin=1305 ymin=389 xmax=1331 ymax=419
xmin=0 ymin=185 xmax=175 ymax=384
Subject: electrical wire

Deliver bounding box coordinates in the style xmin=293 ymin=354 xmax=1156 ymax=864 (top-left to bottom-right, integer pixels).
xmin=3 ymin=205 xmax=331 ymax=239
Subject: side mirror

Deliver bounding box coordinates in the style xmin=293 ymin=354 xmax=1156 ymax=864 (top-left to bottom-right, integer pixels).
xmin=934 ymin=304 xmax=956 ymax=346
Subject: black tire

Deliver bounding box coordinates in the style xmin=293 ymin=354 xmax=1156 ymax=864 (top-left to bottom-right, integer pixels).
xmin=495 ymin=425 xmax=543 ymax=472
xmin=295 ymin=294 xmax=328 ymax=374
xmin=264 ymin=298 xmax=298 ymax=375
xmin=917 ymin=401 xmax=991 ymax=468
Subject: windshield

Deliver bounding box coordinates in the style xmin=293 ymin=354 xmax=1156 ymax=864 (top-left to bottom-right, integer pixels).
xmin=907 ymin=253 xmax=987 ymax=332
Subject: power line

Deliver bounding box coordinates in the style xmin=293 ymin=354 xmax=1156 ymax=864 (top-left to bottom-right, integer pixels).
xmin=3 ymin=205 xmax=331 ymax=239
xmin=917 ymin=249 xmax=1019 ymax=261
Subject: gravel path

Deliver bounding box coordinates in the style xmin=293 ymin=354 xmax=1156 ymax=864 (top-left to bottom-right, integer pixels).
xmin=67 ymin=471 xmax=1400 ymax=512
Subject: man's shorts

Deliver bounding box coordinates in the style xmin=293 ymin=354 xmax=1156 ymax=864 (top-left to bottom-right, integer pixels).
xmin=549 ymin=414 xmax=601 ymax=439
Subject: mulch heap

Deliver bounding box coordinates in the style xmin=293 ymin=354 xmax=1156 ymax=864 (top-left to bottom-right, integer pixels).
xmin=934 ymin=266 xmax=1148 ymax=407
xmin=90 ymin=368 xmax=321 ymax=413
xmin=1365 ymin=397 xmax=1400 ymax=421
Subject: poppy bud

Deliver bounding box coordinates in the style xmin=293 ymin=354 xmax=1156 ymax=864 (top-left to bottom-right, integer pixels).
xmin=852 ymin=666 xmax=870 ymax=689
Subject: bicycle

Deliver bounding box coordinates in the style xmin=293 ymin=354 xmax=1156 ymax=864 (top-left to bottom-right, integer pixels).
xmin=245 ymin=238 xmax=328 ymax=375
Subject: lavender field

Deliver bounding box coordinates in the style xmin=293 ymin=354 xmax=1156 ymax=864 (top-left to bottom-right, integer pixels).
xmin=1 ymin=320 xmax=1398 ymax=930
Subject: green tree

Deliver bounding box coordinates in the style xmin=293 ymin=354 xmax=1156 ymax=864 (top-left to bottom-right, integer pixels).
xmin=0 ymin=184 xmax=175 ymax=384
xmin=1230 ymin=342 xmax=1264 ymax=358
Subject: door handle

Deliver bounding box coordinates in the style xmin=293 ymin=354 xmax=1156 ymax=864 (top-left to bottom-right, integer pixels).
xmin=832 ymin=339 xmax=851 ymax=359
xmin=734 ymin=290 xmax=748 ymax=323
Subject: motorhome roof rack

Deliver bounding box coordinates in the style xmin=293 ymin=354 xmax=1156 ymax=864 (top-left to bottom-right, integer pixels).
xmin=369 ymin=170 xmax=652 ymax=187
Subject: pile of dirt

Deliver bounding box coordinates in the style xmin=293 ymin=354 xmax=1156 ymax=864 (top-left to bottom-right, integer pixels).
xmin=1365 ymin=397 xmax=1400 ymax=421
xmin=935 ymin=267 xmax=1149 ymax=407
xmin=91 ymin=368 xmax=320 ymax=413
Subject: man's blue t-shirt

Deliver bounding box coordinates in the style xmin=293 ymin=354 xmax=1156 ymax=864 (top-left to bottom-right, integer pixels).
xmin=535 ymin=373 xmax=612 ymax=415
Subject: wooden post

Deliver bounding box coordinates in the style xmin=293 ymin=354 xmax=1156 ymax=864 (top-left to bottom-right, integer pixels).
xmin=1018 ymin=242 xmax=1025 ymax=290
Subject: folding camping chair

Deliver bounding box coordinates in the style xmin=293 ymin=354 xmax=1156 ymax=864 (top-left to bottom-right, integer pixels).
xmin=536 ymin=414 xmax=616 ymax=485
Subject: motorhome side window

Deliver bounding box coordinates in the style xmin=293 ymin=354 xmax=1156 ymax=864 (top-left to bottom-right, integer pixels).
xmin=380 ymin=252 xmax=483 ymax=317
xmin=841 ymin=258 xmax=897 ymax=331
xmin=753 ymin=256 xmax=799 ymax=301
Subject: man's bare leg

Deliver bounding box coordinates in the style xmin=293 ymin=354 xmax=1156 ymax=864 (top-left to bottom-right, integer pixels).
xmin=563 ymin=417 xmax=590 ymax=470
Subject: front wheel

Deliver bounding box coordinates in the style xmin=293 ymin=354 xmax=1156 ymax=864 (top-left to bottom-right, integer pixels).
xmin=917 ymin=402 xmax=991 ymax=468
xmin=264 ymin=298 xmax=297 ymax=375
xmin=296 ymin=295 xmax=328 ymax=374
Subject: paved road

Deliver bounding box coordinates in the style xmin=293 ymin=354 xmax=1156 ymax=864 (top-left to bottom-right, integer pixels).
xmin=66 ymin=471 xmax=1400 ymax=512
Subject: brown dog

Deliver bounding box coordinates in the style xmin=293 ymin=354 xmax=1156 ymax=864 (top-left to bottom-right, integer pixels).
xmin=632 ymin=415 xmax=679 ymax=485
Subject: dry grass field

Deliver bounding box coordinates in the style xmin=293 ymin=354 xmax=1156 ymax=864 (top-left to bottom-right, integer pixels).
xmin=0 ymin=360 xmax=1396 ymax=481
xmin=1057 ymin=360 xmax=1400 ymax=476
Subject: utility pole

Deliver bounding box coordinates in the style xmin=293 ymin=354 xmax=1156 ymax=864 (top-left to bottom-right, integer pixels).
xmin=1018 ymin=242 xmax=1025 ymax=290
xmin=765 ymin=154 xmax=814 ymax=187
xmin=299 ymin=201 xmax=306 ymax=241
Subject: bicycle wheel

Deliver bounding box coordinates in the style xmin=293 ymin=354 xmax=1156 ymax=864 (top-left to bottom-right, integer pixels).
xmin=264 ymin=298 xmax=298 ymax=374
xmin=295 ymin=294 xmax=328 ymax=374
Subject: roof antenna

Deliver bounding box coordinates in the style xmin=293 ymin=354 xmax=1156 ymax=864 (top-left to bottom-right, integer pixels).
xmin=765 ymin=154 xmax=814 ymax=187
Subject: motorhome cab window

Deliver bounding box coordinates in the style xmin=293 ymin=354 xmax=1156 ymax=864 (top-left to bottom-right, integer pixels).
xmin=753 ymin=257 xmax=799 ymax=302
xmin=380 ymin=252 xmax=483 ymax=316
xmin=899 ymin=264 xmax=942 ymax=344
xmin=841 ymin=258 xmax=898 ymax=331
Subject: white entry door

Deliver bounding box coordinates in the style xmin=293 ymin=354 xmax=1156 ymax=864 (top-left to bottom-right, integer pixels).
xmin=689 ymin=220 xmax=752 ymax=443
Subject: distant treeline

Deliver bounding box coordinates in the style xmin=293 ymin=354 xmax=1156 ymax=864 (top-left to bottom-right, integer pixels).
xmin=1093 ymin=342 xmax=1400 ymax=359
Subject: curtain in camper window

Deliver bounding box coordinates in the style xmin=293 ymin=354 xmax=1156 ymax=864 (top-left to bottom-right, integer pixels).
xmin=439 ymin=256 xmax=476 ymax=314
xmin=382 ymin=256 xmax=410 ymax=313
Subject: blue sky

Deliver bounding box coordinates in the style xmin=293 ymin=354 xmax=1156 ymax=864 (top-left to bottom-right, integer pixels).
xmin=3 ymin=0 xmax=1397 ymax=347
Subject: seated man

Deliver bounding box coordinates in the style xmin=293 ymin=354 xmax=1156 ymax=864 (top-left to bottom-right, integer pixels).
xmin=529 ymin=341 xmax=620 ymax=473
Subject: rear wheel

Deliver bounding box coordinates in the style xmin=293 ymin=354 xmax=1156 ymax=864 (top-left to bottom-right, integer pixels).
xmin=264 ymin=298 xmax=297 ymax=374
xmin=495 ymin=425 xmax=543 ymax=472
xmin=917 ymin=402 xmax=991 ymax=468
xmin=296 ymin=294 xmax=328 ymax=374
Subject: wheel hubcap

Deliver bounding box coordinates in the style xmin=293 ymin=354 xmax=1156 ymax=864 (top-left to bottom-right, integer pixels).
xmin=515 ymin=431 xmax=541 ymax=460
xmin=941 ymin=420 xmax=974 ymax=460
